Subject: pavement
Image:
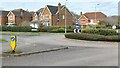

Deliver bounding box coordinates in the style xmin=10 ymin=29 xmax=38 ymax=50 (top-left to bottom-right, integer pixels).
xmin=2 ymin=41 xmax=68 ymax=57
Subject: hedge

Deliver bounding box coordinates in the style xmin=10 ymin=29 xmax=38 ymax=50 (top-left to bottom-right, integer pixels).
xmin=81 ymin=29 xmax=117 ymax=36
xmin=50 ymin=28 xmax=73 ymax=33
xmin=0 ymin=26 xmax=32 ymax=32
xmin=65 ymin=33 xmax=120 ymax=42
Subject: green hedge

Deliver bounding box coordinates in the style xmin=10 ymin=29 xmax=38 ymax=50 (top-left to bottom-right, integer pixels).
xmin=81 ymin=29 xmax=117 ymax=36
xmin=65 ymin=33 xmax=119 ymax=42
xmin=0 ymin=26 xmax=32 ymax=32
xmin=50 ymin=28 xmax=73 ymax=33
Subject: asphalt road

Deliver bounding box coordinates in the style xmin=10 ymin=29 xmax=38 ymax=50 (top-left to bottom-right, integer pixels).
xmin=1 ymin=33 xmax=118 ymax=66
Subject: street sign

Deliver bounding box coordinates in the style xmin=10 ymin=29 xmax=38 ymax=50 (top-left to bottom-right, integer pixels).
xmin=10 ymin=35 xmax=17 ymax=52
xmin=76 ymin=23 xmax=81 ymax=29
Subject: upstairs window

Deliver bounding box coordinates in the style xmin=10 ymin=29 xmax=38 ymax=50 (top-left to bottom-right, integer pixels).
xmin=9 ymin=16 xmax=13 ymax=20
xmin=45 ymin=16 xmax=49 ymax=19
xmin=62 ymin=15 xmax=65 ymax=19
xmin=81 ymin=20 xmax=85 ymax=22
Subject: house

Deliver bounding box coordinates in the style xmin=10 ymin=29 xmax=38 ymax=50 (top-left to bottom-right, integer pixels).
xmin=38 ymin=3 xmax=74 ymax=27
xmin=31 ymin=8 xmax=44 ymax=21
xmin=105 ymin=16 xmax=119 ymax=25
xmin=31 ymin=11 xmax=39 ymax=21
xmin=0 ymin=10 xmax=9 ymax=25
xmin=7 ymin=9 xmax=32 ymax=26
xmin=78 ymin=12 xmax=107 ymax=26
xmin=37 ymin=8 xmax=44 ymax=21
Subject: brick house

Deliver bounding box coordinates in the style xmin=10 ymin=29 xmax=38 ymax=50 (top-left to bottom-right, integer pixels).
xmin=7 ymin=9 xmax=32 ymax=26
xmin=37 ymin=8 xmax=44 ymax=21
xmin=78 ymin=12 xmax=107 ymax=26
xmin=31 ymin=8 xmax=44 ymax=21
xmin=37 ymin=3 xmax=74 ymax=27
xmin=31 ymin=12 xmax=39 ymax=21
xmin=0 ymin=10 xmax=9 ymax=25
xmin=30 ymin=8 xmax=44 ymax=28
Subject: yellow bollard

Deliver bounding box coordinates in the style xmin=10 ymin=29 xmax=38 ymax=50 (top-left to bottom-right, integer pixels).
xmin=10 ymin=35 xmax=17 ymax=53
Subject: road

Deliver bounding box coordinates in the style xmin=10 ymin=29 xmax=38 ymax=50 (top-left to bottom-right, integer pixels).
xmin=1 ymin=33 xmax=118 ymax=66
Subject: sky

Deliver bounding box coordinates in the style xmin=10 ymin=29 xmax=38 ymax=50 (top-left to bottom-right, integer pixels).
xmin=0 ymin=0 xmax=119 ymax=16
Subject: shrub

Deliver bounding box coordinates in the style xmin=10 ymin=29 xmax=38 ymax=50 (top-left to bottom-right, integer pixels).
xmin=0 ymin=26 xmax=7 ymax=31
xmin=11 ymin=26 xmax=32 ymax=32
xmin=0 ymin=26 xmax=32 ymax=32
xmin=81 ymin=29 xmax=117 ymax=36
xmin=50 ymin=28 xmax=73 ymax=33
xmin=65 ymin=33 xmax=119 ymax=42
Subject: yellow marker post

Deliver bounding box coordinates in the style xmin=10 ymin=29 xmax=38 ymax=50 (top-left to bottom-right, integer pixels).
xmin=10 ymin=35 xmax=17 ymax=53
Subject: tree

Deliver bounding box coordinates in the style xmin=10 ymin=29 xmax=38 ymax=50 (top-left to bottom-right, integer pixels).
xmin=98 ymin=20 xmax=106 ymax=28
xmin=18 ymin=21 xmax=31 ymax=27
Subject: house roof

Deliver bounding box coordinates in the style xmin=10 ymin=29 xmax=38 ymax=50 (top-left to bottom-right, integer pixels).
xmin=41 ymin=5 xmax=66 ymax=15
xmin=37 ymin=8 xmax=44 ymax=14
xmin=0 ymin=10 xmax=9 ymax=17
xmin=47 ymin=5 xmax=58 ymax=15
xmin=11 ymin=9 xmax=32 ymax=17
xmin=29 ymin=11 xmax=35 ymax=16
xmin=84 ymin=12 xmax=107 ymax=19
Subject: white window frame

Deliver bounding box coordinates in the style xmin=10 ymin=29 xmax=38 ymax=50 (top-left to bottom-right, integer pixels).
xmin=62 ymin=15 xmax=65 ymax=19
xmin=9 ymin=16 xmax=13 ymax=20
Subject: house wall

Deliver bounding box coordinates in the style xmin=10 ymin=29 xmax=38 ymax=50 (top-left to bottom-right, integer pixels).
xmin=78 ymin=15 xmax=89 ymax=25
xmin=8 ymin=12 xmax=32 ymax=26
xmin=42 ymin=7 xmax=51 ymax=26
xmin=32 ymin=13 xmax=39 ymax=21
xmin=52 ymin=15 xmax=58 ymax=26
xmin=92 ymin=19 xmax=99 ymax=24
xmin=58 ymin=8 xmax=73 ymax=26
xmin=15 ymin=16 xmax=32 ymax=25
xmin=0 ymin=17 xmax=8 ymax=25
xmin=51 ymin=8 xmax=73 ymax=27
xmin=2 ymin=17 xmax=8 ymax=25
xmin=7 ymin=12 xmax=16 ymax=24
xmin=0 ymin=16 xmax=2 ymax=25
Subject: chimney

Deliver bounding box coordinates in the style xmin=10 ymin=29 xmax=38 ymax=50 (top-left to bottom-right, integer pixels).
xmin=58 ymin=3 xmax=61 ymax=12
xmin=80 ymin=12 xmax=82 ymax=15
xmin=20 ymin=9 xmax=24 ymax=16
xmin=58 ymin=3 xmax=61 ymax=22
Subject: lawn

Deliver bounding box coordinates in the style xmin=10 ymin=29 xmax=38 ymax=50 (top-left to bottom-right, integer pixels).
xmin=0 ymin=39 xmax=7 ymax=43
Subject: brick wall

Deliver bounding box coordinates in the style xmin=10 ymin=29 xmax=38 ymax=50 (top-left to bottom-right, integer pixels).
xmin=57 ymin=8 xmax=73 ymax=27
xmin=42 ymin=7 xmax=51 ymax=26
xmin=0 ymin=17 xmax=8 ymax=25
xmin=78 ymin=16 xmax=89 ymax=25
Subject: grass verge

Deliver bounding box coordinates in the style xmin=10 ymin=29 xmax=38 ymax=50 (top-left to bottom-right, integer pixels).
xmin=0 ymin=39 xmax=7 ymax=43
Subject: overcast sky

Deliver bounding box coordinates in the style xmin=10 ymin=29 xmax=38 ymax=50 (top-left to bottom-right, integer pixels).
xmin=0 ymin=0 xmax=119 ymax=16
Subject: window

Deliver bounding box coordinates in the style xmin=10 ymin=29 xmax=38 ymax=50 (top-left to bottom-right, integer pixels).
xmin=9 ymin=16 xmax=13 ymax=20
xmin=45 ymin=16 xmax=49 ymax=19
xmin=62 ymin=15 xmax=65 ymax=19
xmin=40 ymin=15 xmax=43 ymax=19
xmin=81 ymin=20 xmax=86 ymax=22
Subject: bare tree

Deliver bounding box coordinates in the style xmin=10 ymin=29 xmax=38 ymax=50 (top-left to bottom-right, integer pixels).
xmin=18 ymin=21 xmax=31 ymax=27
